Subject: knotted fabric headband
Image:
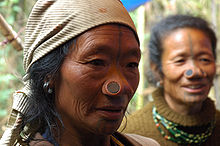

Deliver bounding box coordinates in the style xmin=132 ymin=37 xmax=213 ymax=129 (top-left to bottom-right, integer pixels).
xmin=0 ymin=0 xmax=138 ymax=145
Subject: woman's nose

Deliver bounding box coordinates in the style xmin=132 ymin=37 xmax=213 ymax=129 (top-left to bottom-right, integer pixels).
xmin=184 ymin=67 xmax=207 ymax=78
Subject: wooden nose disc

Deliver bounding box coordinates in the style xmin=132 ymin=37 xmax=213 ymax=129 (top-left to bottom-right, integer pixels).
xmin=107 ymin=81 xmax=120 ymax=94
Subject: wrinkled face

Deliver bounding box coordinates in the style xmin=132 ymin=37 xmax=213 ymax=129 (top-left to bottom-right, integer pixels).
xmin=161 ymin=28 xmax=216 ymax=105
xmin=55 ymin=24 xmax=140 ymax=135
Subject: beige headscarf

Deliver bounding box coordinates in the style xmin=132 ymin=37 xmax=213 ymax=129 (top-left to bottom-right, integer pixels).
xmin=0 ymin=0 xmax=138 ymax=145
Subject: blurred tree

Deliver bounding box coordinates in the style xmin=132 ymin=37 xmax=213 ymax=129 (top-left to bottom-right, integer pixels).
xmin=0 ymin=0 xmax=36 ymax=136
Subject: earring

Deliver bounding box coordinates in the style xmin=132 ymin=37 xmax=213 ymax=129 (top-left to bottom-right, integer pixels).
xmin=156 ymin=81 xmax=163 ymax=88
xmin=156 ymin=81 xmax=161 ymax=87
xmin=43 ymin=81 xmax=53 ymax=94
xmin=43 ymin=81 xmax=49 ymax=89
xmin=48 ymin=88 xmax=53 ymax=94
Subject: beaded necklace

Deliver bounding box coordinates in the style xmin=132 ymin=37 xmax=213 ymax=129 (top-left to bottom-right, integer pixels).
xmin=152 ymin=106 xmax=215 ymax=145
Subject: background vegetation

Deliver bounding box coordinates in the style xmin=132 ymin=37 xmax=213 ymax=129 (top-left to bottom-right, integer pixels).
xmin=0 ymin=0 xmax=36 ymax=136
xmin=0 ymin=0 xmax=220 ymax=136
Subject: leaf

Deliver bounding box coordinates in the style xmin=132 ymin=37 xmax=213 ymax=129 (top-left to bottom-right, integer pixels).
xmin=0 ymin=1 xmax=7 ymax=7
xmin=6 ymin=15 xmax=15 ymax=25
xmin=11 ymin=0 xmax=19 ymax=4
xmin=0 ymin=109 xmax=7 ymax=117
xmin=0 ymin=74 xmax=16 ymax=83
xmin=13 ymin=5 xmax=22 ymax=12
xmin=0 ymin=89 xmax=13 ymax=101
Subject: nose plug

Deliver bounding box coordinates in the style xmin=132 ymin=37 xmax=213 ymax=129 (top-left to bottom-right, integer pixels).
xmin=185 ymin=69 xmax=193 ymax=77
xmin=184 ymin=69 xmax=207 ymax=77
xmin=102 ymin=81 xmax=121 ymax=95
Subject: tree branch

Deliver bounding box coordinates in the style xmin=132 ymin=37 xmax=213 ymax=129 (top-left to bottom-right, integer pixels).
xmin=0 ymin=14 xmax=23 ymax=51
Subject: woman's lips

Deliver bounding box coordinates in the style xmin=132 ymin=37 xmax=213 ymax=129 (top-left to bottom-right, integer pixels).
xmin=95 ymin=107 xmax=124 ymax=120
xmin=182 ymin=84 xmax=207 ymax=94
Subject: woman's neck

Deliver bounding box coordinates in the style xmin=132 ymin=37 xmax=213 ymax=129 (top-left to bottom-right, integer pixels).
xmin=164 ymin=94 xmax=203 ymax=115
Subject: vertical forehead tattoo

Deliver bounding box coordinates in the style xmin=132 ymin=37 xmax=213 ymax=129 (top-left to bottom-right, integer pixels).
xmin=102 ymin=25 xmax=123 ymax=95
xmin=185 ymin=33 xmax=206 ymax=77
xmin=117 ymin=25 xmax=122 ymax=61
xmin=185 ymin=33 xmax=196 ymax=77
xmin=188 ymin=33 xmax=194 ymax=60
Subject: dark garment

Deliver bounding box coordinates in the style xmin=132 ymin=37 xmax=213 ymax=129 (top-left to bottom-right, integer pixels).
xmin=29 ymin=131 xmax=159 ymax=146
xmin=120 ymin=88 xmax=220 ymax=146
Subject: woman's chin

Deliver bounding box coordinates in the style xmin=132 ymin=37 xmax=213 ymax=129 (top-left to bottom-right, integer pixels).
xmin=95 ymin=120 xmax=121 ymax=135
xmin=182 ymin=94 xmax=208 ymax=105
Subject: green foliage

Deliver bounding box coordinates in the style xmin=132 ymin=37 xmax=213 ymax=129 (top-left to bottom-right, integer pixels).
xmin=0 ymin=0 xmax=32 ymax=137
xmin=129 ymin=10 xmax=139 ymax=28
xmin=0 ymin=45 xmax=21 ymax=119
xmin=0 ymin=0 xmax=21 ymax=25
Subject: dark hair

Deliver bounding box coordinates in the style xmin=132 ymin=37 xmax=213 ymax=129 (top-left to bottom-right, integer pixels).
xmin=147 ymin=14 xmax=217 ymax=85
xmin=22 ymin=38 xmax=75 ymax=142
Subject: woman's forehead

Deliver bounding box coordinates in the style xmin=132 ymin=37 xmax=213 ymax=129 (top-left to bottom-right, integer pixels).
xmin=68 ymin=24 xmax=140 ymax=58
xmin=76 ymin=24 xmax=138 ymax=46
xmin=81 ymin=24 xmax=135 ymax=37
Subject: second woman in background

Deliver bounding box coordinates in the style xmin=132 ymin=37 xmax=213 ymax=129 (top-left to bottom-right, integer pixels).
xmin=120 ymin=14 xmax=220 ymax=146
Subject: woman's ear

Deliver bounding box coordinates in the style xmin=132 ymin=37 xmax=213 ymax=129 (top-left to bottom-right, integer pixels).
xmin=43 ymin=74 xmax=55 ymax=93
xmin=150 ymin=63 xmax=160 ymax=79
xmin=44 ymin=75 xmax=55 ymax=86
xmin=150 ymin=62 xmax=163 ymax=86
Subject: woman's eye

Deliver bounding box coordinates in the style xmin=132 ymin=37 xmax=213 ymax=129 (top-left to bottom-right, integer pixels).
xmin=127 ymin=62 xmax=139 ymax=68
xmin=175 ymin=59 xmax=185 ymax=63
xmin=88 ymin=59 xmax=105 ymax=66
xmin=200 ymin=58 xmax=211 ymax=63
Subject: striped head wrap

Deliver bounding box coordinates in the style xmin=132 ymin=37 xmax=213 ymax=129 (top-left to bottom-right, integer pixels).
xmin=0 ymin=0 xmax=138 ymax=145
xmin=23 ymin=0 xmax=138 ymax=73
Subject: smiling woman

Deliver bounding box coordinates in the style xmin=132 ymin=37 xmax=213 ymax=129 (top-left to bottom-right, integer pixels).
xmin=120 ymin=14 xmax=220 ymax=146
xmin=161 ymin=28 xmax=216 ymax=110
xmin=0 ymin=0 xmax=160 ymax=146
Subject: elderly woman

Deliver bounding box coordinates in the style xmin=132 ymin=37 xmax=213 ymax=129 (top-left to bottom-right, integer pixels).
xmin=120 ymin=14 xmax=220 ymax=145
xmin=0 ymin=0 xmax=160 ymax=145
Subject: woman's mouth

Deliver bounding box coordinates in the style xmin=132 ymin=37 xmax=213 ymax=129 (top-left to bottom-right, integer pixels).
xmin=187 ymin=85 xmax=203 ymax=89
xmin=182 ymin=84 xmax=207 ymax=94
xmin=95 ymin=107 xmax=124 ymax=120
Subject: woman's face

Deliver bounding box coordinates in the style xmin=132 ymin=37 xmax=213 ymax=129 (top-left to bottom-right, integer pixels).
xmin=55 ymin=24 xmax=140 ymax=135
xmin=161 ymin=28 xmax=216 ymax=105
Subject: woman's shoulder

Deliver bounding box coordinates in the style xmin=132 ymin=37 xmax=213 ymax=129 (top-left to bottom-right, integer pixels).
xmin=129 ymin=102 xmax=154 ymax=119
xmin=114 ymin=132 xmax=160 ymax=146
xmin=124 ymin=133 xmax=160 ymax=146
xmin=127 ymin=102 xmax=154 ymax=125
xmin=215 ymin=109 xmax=220 ymax=126
xmin=118 ymin=102 xmax=155 ymax=135
xmin=29 ymin=133 xmax=54 ymax=146
xmin=215 ymin=109 xmax=220 ymax=115
xmin=215 ymin=109 xmax=220 ymax=122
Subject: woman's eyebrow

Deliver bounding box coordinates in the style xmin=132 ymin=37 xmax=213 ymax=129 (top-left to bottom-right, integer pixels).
xmin=123 ymin=48 xmax=141 ymax=58
xmin=82 ymin=44 xmax=113 ymax=56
